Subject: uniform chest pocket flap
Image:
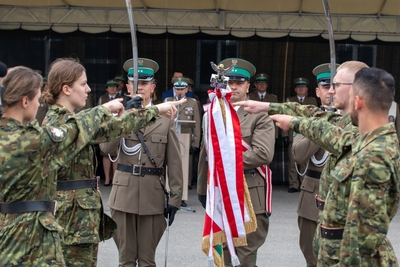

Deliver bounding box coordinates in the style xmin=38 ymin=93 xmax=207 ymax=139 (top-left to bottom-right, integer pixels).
xmin=242 ymin=129 xmax=252 ymax=138
xmin=331 ymin=158 xmax=355 ymax=182
xmin=151 ymin=135 xmax=167 ymax=144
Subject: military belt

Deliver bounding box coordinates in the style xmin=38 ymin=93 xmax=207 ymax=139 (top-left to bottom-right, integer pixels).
xmin=305 ymin=169 xmax=321 ymax=179
xmin=320 ymin=225 xmax=344 ymax=239
xmin=0 ymin=200 xmax=56 ymax=214
xmin=57 ymin=178 xmax=99 ymax=191
xmin=244 ymin=169 xmax=257 ymax=174
xmin=315 ymin=195 xmax=325 ymax=211
xmin=117 ymin=163 xmax=164 ymax=177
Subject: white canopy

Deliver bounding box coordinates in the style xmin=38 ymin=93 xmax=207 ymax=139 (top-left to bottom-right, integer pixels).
xmin=1 ymin=0 xmax=400 ymax=41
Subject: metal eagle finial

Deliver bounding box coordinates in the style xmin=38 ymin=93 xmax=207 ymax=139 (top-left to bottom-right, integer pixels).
xmin=210 ymin=62 xmax=234 ymax=79
xmin=210 ymin=61 xmax=234 ymax=89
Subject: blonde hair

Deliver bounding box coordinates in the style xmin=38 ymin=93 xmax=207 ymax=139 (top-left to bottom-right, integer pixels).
xmin=337 ymin=61 xmax=369 ymax=74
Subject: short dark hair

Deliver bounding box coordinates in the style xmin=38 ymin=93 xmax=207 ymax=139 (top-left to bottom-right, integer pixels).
xmin=171 ymin=70 xmax=184 ymax=77
xmin=353 ymin=67 xmax=394 ymax=113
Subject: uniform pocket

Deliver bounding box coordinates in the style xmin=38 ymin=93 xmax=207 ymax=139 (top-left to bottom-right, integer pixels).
xmin=109 ymin=175 xmax=130 ymax=209
xmin=151 ymin=134 xmax=167 ymax=157
xmin=300 ymin=178 xmax=316 ymax=193
xmin=329 ymin=158 xmax=354 ymax=211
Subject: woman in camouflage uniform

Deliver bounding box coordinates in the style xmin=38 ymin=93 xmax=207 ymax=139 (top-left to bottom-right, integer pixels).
xmin=0 ymin=66 xmax=145 ymax=266
xmin=41 ymin=58 xmax=184 ymax=266
xmin=0 ymin=66 xmax=182 ymax=266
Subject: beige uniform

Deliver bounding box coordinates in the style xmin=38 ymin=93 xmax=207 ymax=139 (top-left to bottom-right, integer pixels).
xmin=100 ymin=115 xmax=183 ymax=267
xmin=283 ymin=96 xmax=318 ymax=190
xmin=248 ymin=92 xmax=279 ymax=139
xmin=198 ymin=106 xmax=275 ymax=267
xmin=292 ymin=133 xmax=327 ymax=267
xmin=165 ymin=96 xmax=201 ymax=185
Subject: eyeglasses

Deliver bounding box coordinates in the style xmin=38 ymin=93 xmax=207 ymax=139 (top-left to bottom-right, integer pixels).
xmin=332 ymin=82 xmax=353 ymax=90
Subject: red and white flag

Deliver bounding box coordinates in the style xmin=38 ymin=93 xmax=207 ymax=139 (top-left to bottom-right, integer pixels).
xmin=201 ymin=88 xmax=257 ymax=267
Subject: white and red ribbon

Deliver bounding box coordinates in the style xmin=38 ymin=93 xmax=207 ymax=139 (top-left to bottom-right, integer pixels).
xmin=202 ymin=87 xmax=246 ymax=267
xmin=241 ymin=140 xmax=273 ymax=213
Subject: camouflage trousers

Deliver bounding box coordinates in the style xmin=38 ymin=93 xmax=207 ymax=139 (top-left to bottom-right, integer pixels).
xmin=313 ymin=226 xmax=398 ymax=267
xmin=62 ymin=242 xmax=98 ymax=267
xmin=0 ymin=213 xmax=65 ymax=266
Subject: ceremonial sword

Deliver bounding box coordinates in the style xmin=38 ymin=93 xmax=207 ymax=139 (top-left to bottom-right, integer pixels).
xmin=125 ymin=0 xmax=138 ymax=95
xmin=322 ymin=0 xmax=336 ymax=108
xmin=123 ymin=1 xmax=170 ymax=266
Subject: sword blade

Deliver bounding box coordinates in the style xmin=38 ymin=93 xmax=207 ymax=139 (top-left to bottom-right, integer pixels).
xmin=125 ymin=0 xmax=138 ymax=95
xmin=322 ymin=0 xmax=336 ymax=107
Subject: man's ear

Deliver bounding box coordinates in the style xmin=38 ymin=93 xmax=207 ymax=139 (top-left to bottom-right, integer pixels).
xmin=354 ymin=95 xmax=363 ymax=110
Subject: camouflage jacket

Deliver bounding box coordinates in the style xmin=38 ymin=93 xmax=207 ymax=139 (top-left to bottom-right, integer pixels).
xmin=43 ymin=104 xmax=159 ymax=245
xmin=0 ymin=106 xmax=159 ymax=265
xmin=268 ymin=103 xmax=358 ymax=200
xmin=291 ymin=117 xmax=400 ymax=266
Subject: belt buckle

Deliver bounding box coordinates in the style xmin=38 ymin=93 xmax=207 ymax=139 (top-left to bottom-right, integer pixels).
xmin=132 ymin=164 xmax=142 ymax=176
xmin=95 ymin=176 xmax=100 ymax=190
xmin=53 ymin=201 xmax=57 ymax=215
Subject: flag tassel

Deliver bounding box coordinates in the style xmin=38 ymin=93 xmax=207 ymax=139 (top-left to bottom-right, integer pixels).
xmin=231 ymin=255 xmax=241 ymax=267
xmin=206 ymin=256 xmax=214 ymax=267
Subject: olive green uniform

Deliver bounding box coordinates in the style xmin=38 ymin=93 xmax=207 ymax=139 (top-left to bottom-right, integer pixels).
xmin=44 ymin=104 xmax=158 ymax=266
xmin=291 ymin=115 xmax=400 ymax=266
xmin=0 ymin=106 xmax=159 ymax=266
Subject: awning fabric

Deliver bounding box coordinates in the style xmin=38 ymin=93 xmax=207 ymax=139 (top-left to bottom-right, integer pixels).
xmin=1 ymin=0 xmax=400 ymax=41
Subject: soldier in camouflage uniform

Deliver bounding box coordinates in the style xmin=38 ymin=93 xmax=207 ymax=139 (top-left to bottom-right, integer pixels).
xmin=291 ymin=63 xmax=339 ymax=267
xmin=40 ymin=58 xmax=184 ymax=266
xmin=0 ymin=66 xmax=173 ymax=266
xmin=234 ymin=68 xmax=400 ymax=266
xmin=233 ymin=61 xmax=369 ymax=257
xmin=269 ymin=67 xmax=400 ymax=266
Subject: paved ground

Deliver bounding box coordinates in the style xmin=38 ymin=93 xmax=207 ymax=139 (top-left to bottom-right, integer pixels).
xmin=97 ymin=184 xmax=400 ymax=267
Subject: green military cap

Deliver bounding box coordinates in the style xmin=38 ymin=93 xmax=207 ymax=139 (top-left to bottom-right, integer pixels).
xmin=106 ymin=80 xmax=118 ymax=87
xmin=293 ymin=77 xmax=309 ymax=87
xmin=186 ymin=77 xmax=194 ymax=86
xmin=123 ymin=58 xmax=159 ymax=82
xmin=312 ymin=63 xmax=340 ymax=85
xmin=218 ymin=58 xmax=256 ymax=81
xmin=254 ymin=73 xmax=269 ymax=83
xmin=172 ymin=77 xmax=189 ymax=89
xmin=114 ymin=76 xmax=125 ymax=82
xmin=43 ymin=77 xmax=47 ymax=82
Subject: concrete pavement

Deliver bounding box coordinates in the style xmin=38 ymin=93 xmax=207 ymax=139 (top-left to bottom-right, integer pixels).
xmin=97 ymin=185 xmax=400 ymax=267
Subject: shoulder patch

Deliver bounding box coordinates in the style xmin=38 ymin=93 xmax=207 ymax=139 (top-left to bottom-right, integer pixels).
xmin=45 ymin=126 xmax=68 ymax=142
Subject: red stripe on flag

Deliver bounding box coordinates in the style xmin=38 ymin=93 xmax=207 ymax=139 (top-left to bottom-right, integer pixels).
xmin=209 ymin=108 xmax=239 ymax=238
